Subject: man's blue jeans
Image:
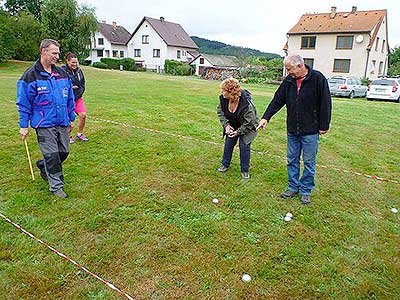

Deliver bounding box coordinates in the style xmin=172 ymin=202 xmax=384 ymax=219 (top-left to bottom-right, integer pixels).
xmin=222 ymin=135 xmax=251 ymax=172
xmin=287 ymin=132 xmax=319 ymax=195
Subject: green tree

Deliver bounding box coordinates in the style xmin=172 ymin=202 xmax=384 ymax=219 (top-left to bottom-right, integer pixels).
xmin=0 ymin=9 xmax=16 ymax=62
xmin=388 ymin=47 xmax=400 ymax=76
xmin=4 ymin=0 xmax=42 ymax=20
xmin=41 ymin=0 xmax=97 ymax=60
xmin=13 ymin=10 xmax=42 ymax=60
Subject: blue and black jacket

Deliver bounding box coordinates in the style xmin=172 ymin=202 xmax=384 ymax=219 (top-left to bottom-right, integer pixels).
xmin=16 ymin=60 xmax=76 ymax=128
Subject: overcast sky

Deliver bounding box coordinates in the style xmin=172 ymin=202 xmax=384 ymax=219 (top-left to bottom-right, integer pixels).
xmin=77 ymin=0 xmax=400 ymax=55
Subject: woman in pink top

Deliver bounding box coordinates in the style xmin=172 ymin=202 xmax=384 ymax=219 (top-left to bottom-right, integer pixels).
xmin=62 ymin=52 xmax=88 ymax=143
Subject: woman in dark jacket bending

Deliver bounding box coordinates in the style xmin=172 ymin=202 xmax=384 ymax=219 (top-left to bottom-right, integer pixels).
xmin=217 ymin=78 xmax=258 ymax=179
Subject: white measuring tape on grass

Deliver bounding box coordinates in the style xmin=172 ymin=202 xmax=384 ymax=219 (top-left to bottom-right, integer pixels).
xmin=90 ymin=116 xmax=399 ymax=185
xmin=0 ymin=212 xmax=134 ymax=300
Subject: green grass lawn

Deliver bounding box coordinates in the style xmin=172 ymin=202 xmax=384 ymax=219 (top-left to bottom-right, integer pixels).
xmin=0 ymin=61 xmax=399 ymax=300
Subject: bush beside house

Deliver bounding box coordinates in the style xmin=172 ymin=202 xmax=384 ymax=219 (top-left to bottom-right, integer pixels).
xmin=164 ymin=60 xmax=194 ymax=76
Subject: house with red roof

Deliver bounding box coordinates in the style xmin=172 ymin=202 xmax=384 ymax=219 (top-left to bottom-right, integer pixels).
xmin=284 ymin=6 xmax=389 ymax=79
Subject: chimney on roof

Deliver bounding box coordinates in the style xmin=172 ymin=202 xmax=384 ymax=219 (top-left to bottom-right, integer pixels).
xmin=330 ymin=6 xmax=337 ymax=19
xmin=351 ymin=6 xmax=357 ymax=13
xmin=101 ymin=20 xmax=106 ymax=23
xmin=160 ymin=17 xmax=165 ymax=22
xmin=112 ymin=21 xmax=117 ymax=29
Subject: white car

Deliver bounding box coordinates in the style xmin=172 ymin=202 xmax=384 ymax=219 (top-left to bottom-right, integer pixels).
xmin=328 ymin=76 xmax=368 ymax=98
xmin=367 ymin=78 xmax=400 ymax=102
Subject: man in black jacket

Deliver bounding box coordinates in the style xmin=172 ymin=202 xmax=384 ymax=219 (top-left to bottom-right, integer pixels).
xmin=257 ymin=54 xmax=331 ymax=204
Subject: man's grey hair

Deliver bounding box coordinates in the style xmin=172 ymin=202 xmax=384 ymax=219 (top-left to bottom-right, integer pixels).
xmin=39 ymin=39 xmax=60 ymax=51
xmin=284 ymin=54 xmax=304 ymax=67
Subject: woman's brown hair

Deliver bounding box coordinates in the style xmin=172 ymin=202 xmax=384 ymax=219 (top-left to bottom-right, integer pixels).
xmin=65 ymin=52 xmax=77 ymax=61
xmin=220 ymin=77 xmax=241 ymax=102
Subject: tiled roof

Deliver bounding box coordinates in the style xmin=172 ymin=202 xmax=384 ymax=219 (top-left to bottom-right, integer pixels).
xmin=201 ymin=54 xmax=239 ymax=67
xmin=98 ymin=22 xmax=131 ymax=45
xmin=187 ymin=50 xmax=200 ymax=58
xmin=288 ymin=9 xmax=387 ymax=34
xmin=130 ymin=17 xmax=198 ymax=49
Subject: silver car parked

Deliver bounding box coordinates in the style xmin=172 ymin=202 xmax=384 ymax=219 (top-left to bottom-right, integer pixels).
xmin=328 ymin=76 xmax=368 ymax=98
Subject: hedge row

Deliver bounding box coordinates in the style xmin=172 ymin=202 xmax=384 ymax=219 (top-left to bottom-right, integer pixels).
xmin=164 ymin=59 xmax=194 ymax=76
xmin=91 ymin=58 xmax=137 ymax=71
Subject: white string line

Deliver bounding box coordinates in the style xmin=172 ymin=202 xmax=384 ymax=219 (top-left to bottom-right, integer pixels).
xmin=0 ymin=212 xmax=134 ymax=300
xmin=90 ymin=116 xmax=399 ymax=184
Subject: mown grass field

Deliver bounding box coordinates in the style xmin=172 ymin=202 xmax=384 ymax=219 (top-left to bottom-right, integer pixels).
xmin=0 ymin=61 xmax=399 ymax=300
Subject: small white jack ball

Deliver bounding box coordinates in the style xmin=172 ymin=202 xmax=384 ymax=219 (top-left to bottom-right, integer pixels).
xmin=390 ymin=208 xmax=398 ymax=213
xmin=284 ymin=216 xmax=292 ymax=222
xmin=286 ymin=212 xmax=293 ymax=218
xmin=212 ymin=198 xmax=219 ymax=204
xmin=241 ymin=274 xmax=251 ymax=282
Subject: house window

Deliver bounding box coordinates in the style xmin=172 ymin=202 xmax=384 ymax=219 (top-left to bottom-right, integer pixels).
xmin=98 ymin=38 xmax=104 ymax=45
xmin=120 ymin=51 xmax=124 ymax=57
xmin=371 ymin=60 xmax=376 ymax=74
xmin=153 ymin=49 xmax=160 ymax=57
xmin=381 ymin=40 xmax=386 ymax=53
xmin=336 ymin=36 xmax=354 ymax=49
xmin=200 ymin=58 xmax=204 ymax=64
xmin=134 ymin=49 xmax=141 ymax=57
xmin=375 ymin=37 xmax=379 ymax=51
xmin=378 ymin=61 xmax=383 ymax=75
xmin=301 ymin=36 xmax=316 ymax=49
xmin=112 ymin=50 xmax=118 ymax=57
xmin=142 ymin=35 xmax=149 ymax=44
xmin=333 ymin=59 xmax=351 ymax=73
xmin=177 ymin=50 xmax=181 ymax=59
xmin=303 ymin=58 xmax=314 ymax=68
xmin=97 ymin=50 xmax=103 ymax=57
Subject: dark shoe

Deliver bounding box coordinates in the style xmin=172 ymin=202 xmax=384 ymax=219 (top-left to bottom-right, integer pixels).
xmin=301 ymin=195 xmax=311 ymax=205
xmin=280 ymin=189 xmax=298 ymax=199
xmin=217 ymin=165 xmax=229 ymax=172
xmin=53 ymin=189 xmax=68 ymax=199
xmin=36 ymin=160 xmax=48 ymax=181
xmin=240 ymin=172 xmax=250 ymax=179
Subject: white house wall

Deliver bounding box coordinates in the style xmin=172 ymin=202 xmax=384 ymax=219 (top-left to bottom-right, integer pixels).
xmin=366 ymin=17 xmax=389 ymax=79
xmin=87 ymin=31 xmax=128 ymax=63
xmin=190 ymin=56 xmax=213 ymax=75
xmin=127 ymin=20 xmax=196 ymax=71
xmin=287 ymin=33 xmax=369 ymax=79
xmin=127 ymin=20 xmax=167 ymax=71
xmin=287 ymin=25 xmax=388 ymax=80
xmin=166 ymin=46 xmax=193 ymax=63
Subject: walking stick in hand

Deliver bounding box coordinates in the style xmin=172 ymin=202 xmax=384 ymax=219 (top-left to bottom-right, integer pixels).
xmin=24 ymin=139 xmax=35 ymax=181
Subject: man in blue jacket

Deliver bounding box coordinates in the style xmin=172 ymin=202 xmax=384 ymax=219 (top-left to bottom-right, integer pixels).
xmin=17 ymin=39 xmax=75 ymax=198
xmin=257 ymin=54 xmax=332 ymax=205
